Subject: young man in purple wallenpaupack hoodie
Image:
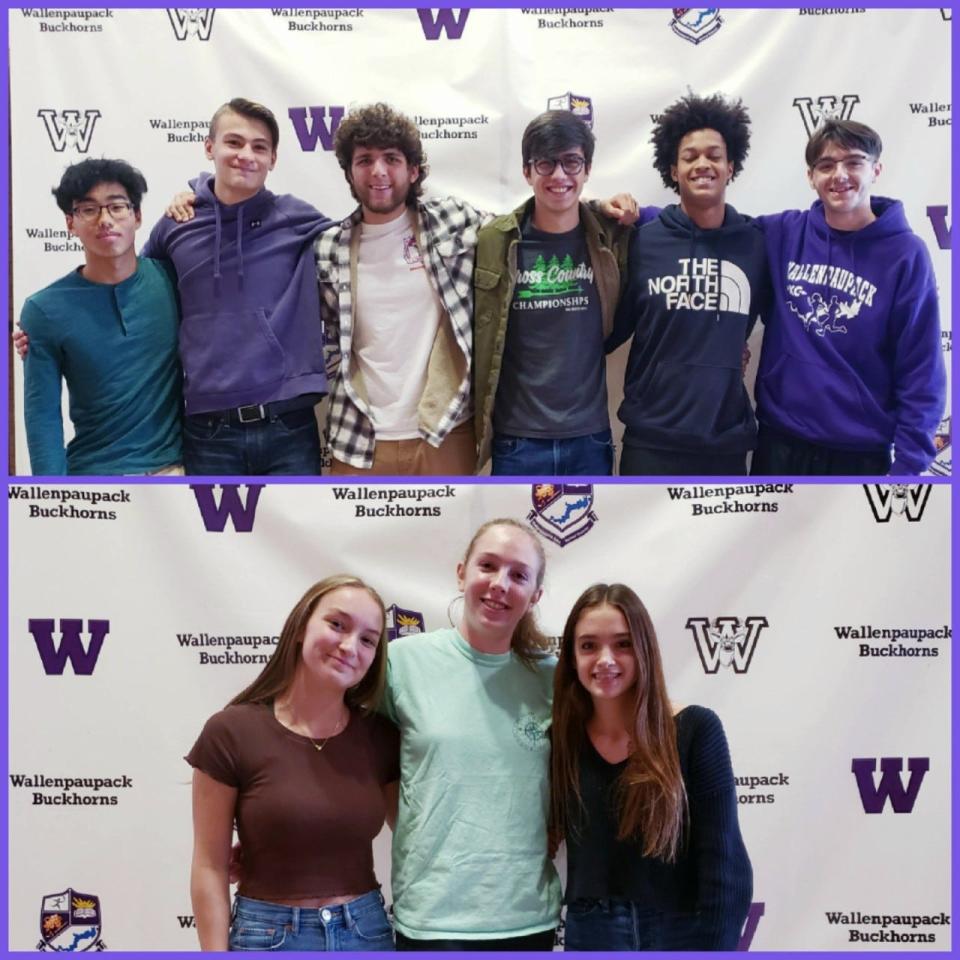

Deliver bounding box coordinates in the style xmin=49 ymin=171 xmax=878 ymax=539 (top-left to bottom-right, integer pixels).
xmin=752 ymin=119 xmax=946 ymax=476
xmin=141 ymin=98 xmax=333 ymax=475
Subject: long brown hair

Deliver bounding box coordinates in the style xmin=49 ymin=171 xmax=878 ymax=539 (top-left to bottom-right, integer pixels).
xmin=551 ymin=583 xmax=686 ymax=861
xmin=229 ymin=575 xmax=388 ymax=713
xmin=460 ymin=518 xmax=552 ymax=669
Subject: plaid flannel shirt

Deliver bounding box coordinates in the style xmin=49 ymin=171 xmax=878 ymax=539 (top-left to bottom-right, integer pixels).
xmin=315 ymin=197 xmax=489 ymax=469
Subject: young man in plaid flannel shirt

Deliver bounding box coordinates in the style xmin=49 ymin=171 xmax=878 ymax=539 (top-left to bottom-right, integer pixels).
xmin=316 ymin=102 xmax=486 ymax=475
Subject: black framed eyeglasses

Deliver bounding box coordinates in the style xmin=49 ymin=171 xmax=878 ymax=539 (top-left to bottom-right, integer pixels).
xmin=71 ymin=201 xmax=135 ymax=222
xmin=531 ymin=154 xmax=586 ymax=176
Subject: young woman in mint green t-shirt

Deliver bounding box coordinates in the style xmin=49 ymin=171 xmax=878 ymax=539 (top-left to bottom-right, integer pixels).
xmin=383 ymin=518 xmax=562 ymax=951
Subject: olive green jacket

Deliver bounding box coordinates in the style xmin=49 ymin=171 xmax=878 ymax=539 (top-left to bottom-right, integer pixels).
xmin=472 ymin=198 xmax=633 ymax=469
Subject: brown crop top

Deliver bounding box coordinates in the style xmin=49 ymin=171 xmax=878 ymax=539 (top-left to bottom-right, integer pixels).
xmin=186 ymin=702 xmax=400 ymax=900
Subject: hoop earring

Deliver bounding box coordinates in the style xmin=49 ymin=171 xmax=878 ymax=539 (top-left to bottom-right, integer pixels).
xmin=447 ymin=594 xmax=464 ymax=628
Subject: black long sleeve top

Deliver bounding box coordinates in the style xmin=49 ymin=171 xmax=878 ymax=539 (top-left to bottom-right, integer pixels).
xmin=565 ymin=704 xmax=753 ymax=950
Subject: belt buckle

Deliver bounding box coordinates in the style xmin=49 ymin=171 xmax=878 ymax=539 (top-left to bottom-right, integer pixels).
xmin=237 ymin=403 xmax=266 ymax=424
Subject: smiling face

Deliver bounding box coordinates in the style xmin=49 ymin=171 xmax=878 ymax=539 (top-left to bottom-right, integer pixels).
xmin=298 ymin=586 xmax=384 ymax=693
xmin=671 ymin=127 xmax=732 ymax=210
xmin=66 ymin=181 xmax=141 ymax=263
xmin=573 ymin=603 xmax=638 ymax=704
xmin=350 ymin=145 xmax=419 ymax=224
xmin=204 ymin=109 xmax=276 ymax=205
xmin=524 ymin=146 xmax=589 ymax=232
xmin=457 ymin=524 xmax=543 ymax=648
xmin=807 ymin=141 xmax=881 ymax=229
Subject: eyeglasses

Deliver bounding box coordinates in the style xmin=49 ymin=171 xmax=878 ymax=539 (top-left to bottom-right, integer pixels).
xmin=531 ymin=154 xmax=586 ymax=176
xmin=71 ymin=201 xmax=135 ymax=222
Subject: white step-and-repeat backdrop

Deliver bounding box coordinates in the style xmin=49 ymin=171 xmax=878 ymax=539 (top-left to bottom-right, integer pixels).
xmin=7 ymin=481 xmax=951 ymax=951
xmin=7 ymin=7 xmax=953 ymax=475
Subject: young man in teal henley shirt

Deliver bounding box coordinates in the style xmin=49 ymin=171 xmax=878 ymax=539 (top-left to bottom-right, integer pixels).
xmin=20 ymin=158 xmax=182 ymax=475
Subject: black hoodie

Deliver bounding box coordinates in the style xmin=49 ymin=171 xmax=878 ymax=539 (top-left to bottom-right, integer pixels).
xmin=607 ymin=204 xmax=770 ymax=454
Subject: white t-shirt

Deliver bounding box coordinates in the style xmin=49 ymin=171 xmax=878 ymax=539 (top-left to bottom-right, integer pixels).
xmin=354 ymin=210 xmax=444 ymax=439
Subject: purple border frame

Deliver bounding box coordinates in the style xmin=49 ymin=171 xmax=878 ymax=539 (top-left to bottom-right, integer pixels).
xmin=2 ymin=2 xmax=956 ymax=959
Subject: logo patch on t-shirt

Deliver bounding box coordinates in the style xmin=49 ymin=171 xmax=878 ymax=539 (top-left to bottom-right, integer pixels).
xmin=513 ymin=711 xmax=550 ymax=752
xmin=402 ymin=233 xmax=424 ymax=270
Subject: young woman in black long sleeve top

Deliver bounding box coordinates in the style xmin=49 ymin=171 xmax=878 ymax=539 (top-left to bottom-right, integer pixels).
xmin=551 ymin=583 xmax=752 ymax=951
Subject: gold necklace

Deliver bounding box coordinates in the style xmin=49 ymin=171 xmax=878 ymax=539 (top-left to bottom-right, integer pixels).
xmin=309 ymin=711 xmax=347 ymax=752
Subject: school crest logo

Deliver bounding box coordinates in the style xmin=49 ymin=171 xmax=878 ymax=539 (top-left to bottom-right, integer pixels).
xmin=670 ymin=8 xmax=722 ymax=44
xmin=686 ymin=616 xmax=769 ymax=673
xmin=38 ymin=890 xmax=104 ymax=951
xmin=863 ymin=484 xmax=932 ymax=523
xmin=528 ymin=483 xmax=597 ymax=547
xmin=792 ymin=94 xmax=860 ymax=137
xmin=37 ymin=109 xmax=101 ymax=153
xmin=166 ymin=8 xmax=215 ymax=40
xmin=928 ymin=416 xmax=951 ymax=477
xmin=546 ymin=92 xmax=594 ymax=129
xmin=385 ymin=604 xmax=425 ymax=642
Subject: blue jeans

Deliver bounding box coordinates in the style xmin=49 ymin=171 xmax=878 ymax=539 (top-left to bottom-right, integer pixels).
xmin=491 ymin=429 xmax=614 ymax=477
xmin=229 ymin=891 xmax=394 ymax=951
xmin=564 ymin=899 xmax=700 ymax=951
xmin=183 ymin=406 xmax=322 ymax=476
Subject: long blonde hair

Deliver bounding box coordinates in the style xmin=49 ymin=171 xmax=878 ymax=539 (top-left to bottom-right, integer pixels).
xmin=551 ymin=583 xmax=687 ymax=861
xmin=229 ymin=575 xmax=388 ymax=713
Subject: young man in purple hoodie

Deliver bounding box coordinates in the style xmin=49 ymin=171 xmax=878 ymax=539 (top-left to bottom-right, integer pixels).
xmin=752 ymin=119 xmax=946 ymax=476
xmin=141 ymin=98 xmax=333 ymax=475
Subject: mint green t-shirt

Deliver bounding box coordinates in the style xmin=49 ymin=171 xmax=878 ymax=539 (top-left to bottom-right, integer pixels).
xmin=381 ymin=628 xmax=561 ymax=940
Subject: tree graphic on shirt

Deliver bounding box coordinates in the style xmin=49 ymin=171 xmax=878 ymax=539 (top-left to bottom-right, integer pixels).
xmin=517 ymin=252 xmax=582 ymax=299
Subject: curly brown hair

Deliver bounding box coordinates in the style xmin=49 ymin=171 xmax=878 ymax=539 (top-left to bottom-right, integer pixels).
xmin=334 ymin=103 xmax=429 ymax=205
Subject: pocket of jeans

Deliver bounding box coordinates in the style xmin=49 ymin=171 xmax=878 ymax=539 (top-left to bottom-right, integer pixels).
xmin=228 ymin=921 xmax=287 ymax=951
xmin=351 ymin=907 xmax=393 ymax=944
xmin=275 ymin=406 xmax=319 ymax=433
xmin=183 ymin=416 xmax=227 ymax=442
xmin=565 ymin=898 xmax=601 ymax=918
xmin=586 ymin=429 xmax=614 ymax=449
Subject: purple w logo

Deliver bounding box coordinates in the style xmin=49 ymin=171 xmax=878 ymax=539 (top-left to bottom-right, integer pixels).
xmin=417 ymin=8 xmax=470 ymax=39
xmin=737 ymin=902 xmax=765 ymax=951
xmin=191 ymin=484 xmax=264 ymax=532
xmin=926 ymin=205 xmax=951 ymax=250
xmin=288 ymin=107 xmax=345 ymax=152
xmin=29 ymin=619 xmax=110 ymax=675
xmin=851 ymin=757 xmax=930 ymax=813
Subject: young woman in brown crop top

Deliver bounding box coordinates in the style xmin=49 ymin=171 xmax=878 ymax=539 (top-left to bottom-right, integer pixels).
xmin=186 ymin=575 xmax=400 ymax=951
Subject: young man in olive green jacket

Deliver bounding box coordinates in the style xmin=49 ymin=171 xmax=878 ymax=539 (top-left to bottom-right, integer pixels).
xmin=473 ymin=111 xmax=646 ymax=475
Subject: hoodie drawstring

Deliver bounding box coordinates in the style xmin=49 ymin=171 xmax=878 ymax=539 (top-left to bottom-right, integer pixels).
xmin=213 ymin=202 xmax=223 ymax=288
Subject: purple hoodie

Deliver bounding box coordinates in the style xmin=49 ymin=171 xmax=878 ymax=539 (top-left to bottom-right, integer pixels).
xmin=756 ymin=198 xmax=946 ymax=475
xmin=142 ymin=172 xmax=333 ymax=414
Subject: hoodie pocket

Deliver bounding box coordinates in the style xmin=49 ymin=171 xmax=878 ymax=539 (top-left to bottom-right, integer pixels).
xmin=758 ymin=350 xmax=893 ymax=441
xmin=181 ymin=308 xmax=286 ymax=397
xmin=639 ymin=360 xmax=750 ymax=438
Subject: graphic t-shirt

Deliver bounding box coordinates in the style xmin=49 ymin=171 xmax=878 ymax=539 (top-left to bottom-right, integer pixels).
xmin=493 ymin=219 xmax=608 ymax=438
